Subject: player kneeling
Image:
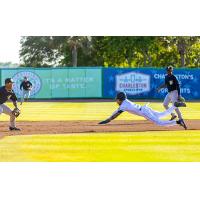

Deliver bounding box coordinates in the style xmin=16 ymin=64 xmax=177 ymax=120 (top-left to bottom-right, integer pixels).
xmin=99 ymin=92 xmax=187 ymax=130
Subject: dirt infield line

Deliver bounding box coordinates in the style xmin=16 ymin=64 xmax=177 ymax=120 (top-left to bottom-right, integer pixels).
xmin=0 ymin=120 xmax=199 ymax=137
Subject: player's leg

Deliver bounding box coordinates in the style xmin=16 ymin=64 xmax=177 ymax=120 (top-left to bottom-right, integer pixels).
xmin=25 ymin=90 xmax=31 ymax=101
xmin=163 ymin=93 xmax=177 ymax=120
xmin=24 ymin=90 xmax=28 ymax=102
xmin=0 ymin=105 xmax=3 ymax=115
xmin=21 ymin=89 xmax=25 ymax=105
xmin=171 ymin=90 xmax=183 ymax=120
xmin=1 ymin=104 xmax=20 ymax=130
xmin=142 ymin=106 xmax=177 ymax=126
xmin=149 ymin=105 xmax=176 ymax=118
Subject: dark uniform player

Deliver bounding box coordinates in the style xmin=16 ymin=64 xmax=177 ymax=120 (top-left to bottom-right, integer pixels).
xmin=157 ymin=66 xmax=187 ymax=129
xmin=0 ymin=78 xmax=21 ymax=131
xmin=20 ymin=76 xmax=32 ymax=105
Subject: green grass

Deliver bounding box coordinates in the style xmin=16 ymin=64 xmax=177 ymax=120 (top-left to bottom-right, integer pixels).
xmin=1 ymin=101 xmax=200 ymax=121
xmin=0 ymin=102 xmax=200 ymax=161
xmin=1 ymin=131 xmax=200 ymax=161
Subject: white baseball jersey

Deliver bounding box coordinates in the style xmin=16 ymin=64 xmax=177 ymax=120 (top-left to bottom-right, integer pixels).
xmin=115 ymin=99 xmax=177 ymax=126
xmin=118 ymin=99 xmax=143 ymax=116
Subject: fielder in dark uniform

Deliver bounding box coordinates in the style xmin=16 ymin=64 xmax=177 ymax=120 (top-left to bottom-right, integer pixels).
xmin=0 ymin=78 xmax=21 ymax=131
xmin=20 ymin=76 xmax=32 ymax=105
xmin=157 ymin=66 xmax=187 ymax=129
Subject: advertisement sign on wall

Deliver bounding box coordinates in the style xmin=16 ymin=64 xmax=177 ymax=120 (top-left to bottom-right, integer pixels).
xmin=103 ymin=68 xmax=200 ymax=100
xmin=1 ymin=68 xmax=102 ymax=98
xmin=115 ymin=71 xmax=150 ymax=95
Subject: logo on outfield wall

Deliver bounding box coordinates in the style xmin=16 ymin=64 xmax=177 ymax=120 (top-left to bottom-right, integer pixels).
xmin=12 ymin=71 xmax=42 ymax=96
xmin=115 ymin=72 xmax=150 ymax=95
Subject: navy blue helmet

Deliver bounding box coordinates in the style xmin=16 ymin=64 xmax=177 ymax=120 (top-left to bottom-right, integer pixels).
xmin=116 ymin=92 xmax=127 ymax=101
xmin=5 ymin=78 xmax=14 ymax=84
xmin=166 ymin=65 xmax=173 ymax=71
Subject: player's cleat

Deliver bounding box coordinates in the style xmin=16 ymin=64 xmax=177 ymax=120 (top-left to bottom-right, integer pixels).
xmin=176 ymin=119 xmax=187 ymax=130
xmin=9 ymin=127 xmax=21 ymax=131
xmin=174 ymin=101 xmax=186 ymax=107
xmin=170 ymin=115 xmax=177 ymax=121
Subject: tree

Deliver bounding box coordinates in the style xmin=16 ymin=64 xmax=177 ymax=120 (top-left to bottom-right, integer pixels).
xmin=160 ymin=36 xmax=200 ymax=67
xmin=20 ymin=36 xmax=93 ymax=67
xmin=20 ymin=36 xmax=200 ymax=68
xmin=20 ymin=36 xmax=62 ymax=67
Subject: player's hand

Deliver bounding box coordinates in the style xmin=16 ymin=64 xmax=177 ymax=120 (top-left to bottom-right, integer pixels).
xmin=98 ymin=119 xmax=110 ymax=124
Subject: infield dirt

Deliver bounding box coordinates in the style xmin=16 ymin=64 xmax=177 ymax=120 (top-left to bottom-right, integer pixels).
xmin=0 ymin=120 xmax=200 ymax=137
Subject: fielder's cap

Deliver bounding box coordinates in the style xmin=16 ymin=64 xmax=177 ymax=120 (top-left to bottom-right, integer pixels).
xmin=116 ymin=92 xmax=127 ymax=101
xmin=166 ymin=65 xmax=173 ymax=71
xmin=5 ymin=78 xmax=14 ymax=84
xmin=24 ymin=76 xmax=28 ymax=79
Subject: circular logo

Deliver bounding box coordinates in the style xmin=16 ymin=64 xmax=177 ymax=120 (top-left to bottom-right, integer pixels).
xmin=12 ymin=71 xmax=42 ymax=97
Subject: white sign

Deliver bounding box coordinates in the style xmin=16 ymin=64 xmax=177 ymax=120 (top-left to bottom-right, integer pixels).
xmin=115 ymin=72 xmax=150 ymax=95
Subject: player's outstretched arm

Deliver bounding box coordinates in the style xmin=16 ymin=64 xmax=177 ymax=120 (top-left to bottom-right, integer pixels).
xmin=99 ymin=110 xmax=123 ymax=124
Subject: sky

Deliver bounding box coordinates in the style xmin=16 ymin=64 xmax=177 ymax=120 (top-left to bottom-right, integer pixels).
xmin=0 ymin=36 xmax=21 ymax=63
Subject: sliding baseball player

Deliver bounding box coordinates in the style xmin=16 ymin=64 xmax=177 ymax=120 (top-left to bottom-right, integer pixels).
xmin=99 ymin=92 xmax=187 ymax=129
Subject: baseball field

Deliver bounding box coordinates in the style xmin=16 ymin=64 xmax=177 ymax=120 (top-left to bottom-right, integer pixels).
xmin=0 ymin=101 xmax=200 ymax=161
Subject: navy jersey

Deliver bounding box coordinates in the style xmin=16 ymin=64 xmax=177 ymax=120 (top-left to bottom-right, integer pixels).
xmin=20 ymin=81 xmax=32 ymax=90
xmin=0 ymin=86 xmax=17 ymax=104
xmin=165 ymin=74 xmax=180 ymax=95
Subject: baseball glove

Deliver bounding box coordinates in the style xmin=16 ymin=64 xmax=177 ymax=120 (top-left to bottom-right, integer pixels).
xmin=12 ymin=108 xmax=21 ymax=118
xmin=178 ymin=96 xmax=185 ymax=102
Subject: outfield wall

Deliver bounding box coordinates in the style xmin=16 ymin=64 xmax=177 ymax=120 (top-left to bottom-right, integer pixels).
xmin=0 ymin=68 xmax=102 ymax=99
xmin=0 ymin=67 xmax=200 ymax=99
xmin=103 ymin=67 xmax=200 ymax=100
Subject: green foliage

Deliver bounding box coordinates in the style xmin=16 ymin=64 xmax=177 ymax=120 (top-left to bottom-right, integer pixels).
xmin=0 ymin=62 xmax=18 ymax=68
xmin=20 ymin=36 xmax=200 ymax=68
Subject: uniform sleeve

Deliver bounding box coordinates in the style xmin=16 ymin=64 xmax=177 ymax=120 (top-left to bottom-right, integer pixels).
xmin=119 ymin=104 xmax=126 ymax=112
xmin=111 ymin=109 xmax=124 ymax=116
xmin=29 ymin=81 xmax=32 ymax=86
xmin=10 ymin=93 xmax=17 ymax=102
xmin=174 ymin=76 xmax=180 ymax=95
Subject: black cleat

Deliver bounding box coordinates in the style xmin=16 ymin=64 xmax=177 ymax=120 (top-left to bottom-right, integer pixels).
xmin=170 ymin=115 xmax=177 ymax=121
xmin=9 ymin=127 xmax=21 ymax=131
xmin=176 ymin=119 xmax=187 ymax=130
xmin=174 ymin=102 xmax=186 ymax=107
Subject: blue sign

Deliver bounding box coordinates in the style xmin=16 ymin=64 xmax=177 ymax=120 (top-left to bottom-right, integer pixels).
xmin=103 ymin=68 xmax=200 ymax=100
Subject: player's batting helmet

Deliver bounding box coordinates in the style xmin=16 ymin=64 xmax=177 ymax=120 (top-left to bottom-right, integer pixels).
xmin=116 ymin=92 xmax=127 ymax=101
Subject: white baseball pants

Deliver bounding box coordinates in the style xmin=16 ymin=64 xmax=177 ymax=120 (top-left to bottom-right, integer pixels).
xmin=21 ymin=89 xmax=31 ymax=103
xmin=0 ymin=104 xmax=16 ymax=127
xmin=163 ymin=90 xmax=182 ymax=119
xmin=141 ymin=104 xmax=177 ymax=126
